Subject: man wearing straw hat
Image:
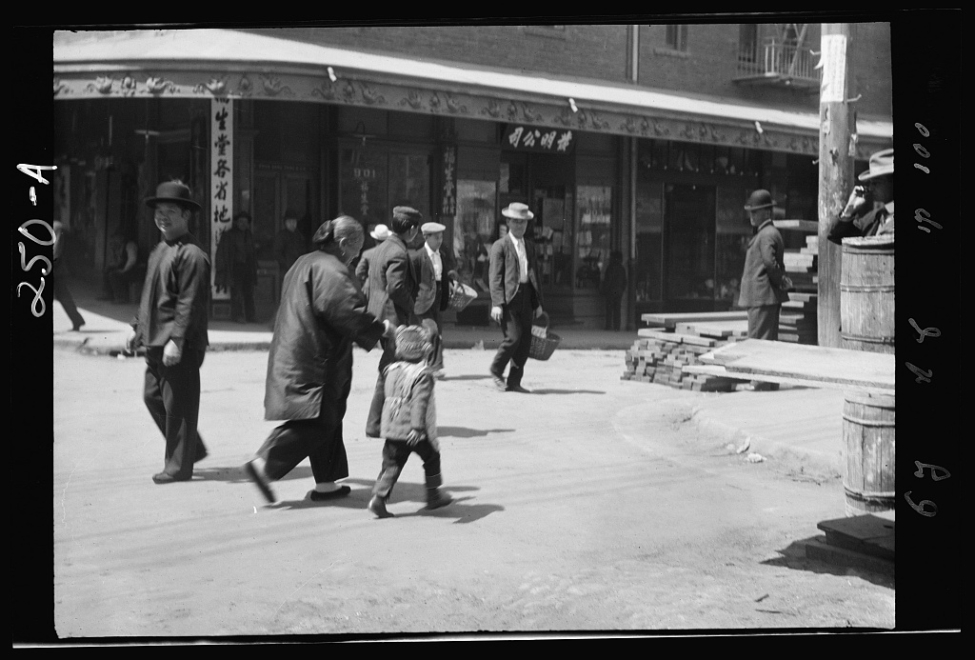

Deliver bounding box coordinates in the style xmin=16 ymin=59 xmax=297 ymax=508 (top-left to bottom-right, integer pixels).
xmin=411 ymin=221 xmax=457 ymax=379
xmin=125 ymin=180 xmax=210 ymax=484
xmin=488 ymin=202 xmax=545 ymax=393
xmin=738 ymin=189 xmax=791 ymax=391
xmin=827 ymin=148 xmax=894 ymax=244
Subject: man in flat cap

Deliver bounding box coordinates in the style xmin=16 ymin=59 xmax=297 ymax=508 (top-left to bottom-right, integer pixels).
xmin=365 ymin=206 xmax=423 ymax=437
xmin=126 ymin=180 xmax=210 ymax=483
xmin=827 ymin=148 xmax=894 ymax=243
xmin=411 ymin=221 xmax=458 ymax=378
xmin=489 ymin=202 xmax=545 ymax=393
xmin=737 ymin=189 xmax=791 ymax=391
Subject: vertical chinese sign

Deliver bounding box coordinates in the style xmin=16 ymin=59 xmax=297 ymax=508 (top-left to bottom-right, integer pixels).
xmin=441 ymin=144 xmax=457 ymax=218
xmin=211 ymin=97 xmax=233 ymax=302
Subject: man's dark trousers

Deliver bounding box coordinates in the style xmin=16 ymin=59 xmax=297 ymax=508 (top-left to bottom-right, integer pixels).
xmin=143 ymin=347 xmax=207 ymax=480
xmin=490 ymin=287 xmax=534 ymax=388
xmin=257 ymin=382 xmax=350 ymax=484
xmin=746 ymin=304 xmax=781 ymax=341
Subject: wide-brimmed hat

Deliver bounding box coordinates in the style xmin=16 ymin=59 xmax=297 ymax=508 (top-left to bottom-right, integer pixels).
xmin=502 ymin=202 xmax=534 ymax=221
xmin=858 ymin=148 xmax=894 ymax=181
xmin=421 ymin=222 xmax=446 ymax=235
xmin=743 ymin=189 xmax=777 ymax=211
xmin=370 ymin=224 xmax=391 ymax=241
xmin=144 ymin=181 xmax=201 ymax=211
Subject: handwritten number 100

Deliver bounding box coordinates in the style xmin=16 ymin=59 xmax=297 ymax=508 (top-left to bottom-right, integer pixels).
xmin=914 ymin=123 xmax=931 ymax=174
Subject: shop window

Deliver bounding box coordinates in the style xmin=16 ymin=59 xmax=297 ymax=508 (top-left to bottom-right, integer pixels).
xmin=715 ymin=185 xmax=752 ymax=309
xmin=634 ymin=180 xmax=663 ymax=303
xmin=665 ymin=24 xmax=689 ymax=52
xmin=664 ymin=184 xmax=716 ymax=306
xmin=575 ymin=185 xmax=612 ymax=290
xmin=532 ymin=186 xmax=573 ymax=289
xmin=453 ymin=179 xmax=496 ymax=294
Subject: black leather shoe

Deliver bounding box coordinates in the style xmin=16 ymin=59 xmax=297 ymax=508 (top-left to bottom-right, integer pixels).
xmin=308 ymin=486 xmax=351 ymax=502
xmin=152 ymin=472 xmax=190 ymax=484
xmin=506 ymin=384 xmax=531 ymax=394
xmin=244 ymin=460 xmax=276 ymax=503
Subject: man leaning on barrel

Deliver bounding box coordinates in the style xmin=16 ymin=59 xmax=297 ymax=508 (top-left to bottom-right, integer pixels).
xmin=827 ymin=148 xmax=894 ymax=244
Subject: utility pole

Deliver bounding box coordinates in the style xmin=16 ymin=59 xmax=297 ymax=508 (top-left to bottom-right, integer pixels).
xmin=817 ymin=23 xmax=856 ymax=348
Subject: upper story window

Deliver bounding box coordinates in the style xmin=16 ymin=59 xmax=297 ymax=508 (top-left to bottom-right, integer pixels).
xmin=665 ymin=24 xmax=688 ymax=51
xmin=738 ymin=24 xmax=758 ymax=63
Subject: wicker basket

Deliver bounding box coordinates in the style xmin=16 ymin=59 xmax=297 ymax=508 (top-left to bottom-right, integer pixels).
xmin=528 ymin=312 xmax=561 ymax=361
xmin=447 ymin=281 xmax=478 ymax=312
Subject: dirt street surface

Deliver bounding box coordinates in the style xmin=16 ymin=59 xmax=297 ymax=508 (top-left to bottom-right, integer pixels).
xmin=53 ymin=346 xmax=894 ymax=638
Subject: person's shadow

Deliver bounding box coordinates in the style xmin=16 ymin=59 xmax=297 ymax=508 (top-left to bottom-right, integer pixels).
xmin=197 ymin=466 xmax=503 ymax=524
xmin=438 ymin=426 xmax=515 ymax=439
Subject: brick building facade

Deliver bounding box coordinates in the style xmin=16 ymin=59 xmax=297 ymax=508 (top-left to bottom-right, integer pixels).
xmin=53 ymin=23 xmax=892 ymax=328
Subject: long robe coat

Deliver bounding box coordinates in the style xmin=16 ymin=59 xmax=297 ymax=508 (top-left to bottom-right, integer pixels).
xmin=264 ymin=249 xmax=385 ymax=421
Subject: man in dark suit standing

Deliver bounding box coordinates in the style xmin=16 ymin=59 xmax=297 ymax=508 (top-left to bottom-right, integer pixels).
xmin=364 ymin=206 xmax=422 ymax=437
xmin=489 ymin=202 xmax=544 ymax=393
xmin=737 ymin=189 xmax=791 ymax=391
xmin=125 ymin=181 xmax=210 ymax=483
xmin=411 ymin=221 xmax=458 ymax=378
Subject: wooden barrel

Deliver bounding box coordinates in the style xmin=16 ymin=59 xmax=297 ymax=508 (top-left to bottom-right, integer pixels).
xmin=840 ymin=236 xmax=894 ymax=353
xmin=842 ymin=391 xmax=895 ymax=517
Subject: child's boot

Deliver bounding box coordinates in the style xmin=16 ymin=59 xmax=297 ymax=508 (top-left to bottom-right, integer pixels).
xmin=425 ymin=487 xmax=453 ymax=510
xmin=368 ymin=494 xmax=393 ymax=518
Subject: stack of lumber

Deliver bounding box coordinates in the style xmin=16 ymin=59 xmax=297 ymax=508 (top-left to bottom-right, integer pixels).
xmin=781 ymin=229 xmax=820 ymax=344
xmin=685 ymin=338 xmax=895 ymax=394
xmin=622 ymin=313 xmax=751 ymax=391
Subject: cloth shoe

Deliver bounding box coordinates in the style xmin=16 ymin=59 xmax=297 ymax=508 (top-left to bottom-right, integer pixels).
xmin=308 ymin=485 xmax=351 ymax=502
xmin=368 ymin=495 xmax=393 ymax=518
xmin=244 ymin=460 xmax=277 ymax=503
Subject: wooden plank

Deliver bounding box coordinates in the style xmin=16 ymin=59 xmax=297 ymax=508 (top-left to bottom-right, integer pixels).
xmin=773 ymin=219 xmax=819 ymax=232
xmin=641 ymin=311 xmax=749 ymax=329
xmin=698 ymin=339 xmax=895 ymax=391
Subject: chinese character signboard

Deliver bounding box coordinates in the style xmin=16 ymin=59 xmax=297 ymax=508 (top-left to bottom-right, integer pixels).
xmin=441 ymin=144 xmax=457 ymax=217
xmin=502 ymin=125 xmax=575 ymax=154
xmin=211 ymin=98 xmax=232 ymax=301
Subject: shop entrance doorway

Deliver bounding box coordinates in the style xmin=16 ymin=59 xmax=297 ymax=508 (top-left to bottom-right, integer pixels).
xmin=663 ymin=183 xmax=717 ymax=312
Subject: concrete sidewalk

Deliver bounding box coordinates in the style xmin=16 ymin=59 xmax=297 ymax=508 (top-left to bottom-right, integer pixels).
xmin=50 ymin=276 xmax=851 ymax=481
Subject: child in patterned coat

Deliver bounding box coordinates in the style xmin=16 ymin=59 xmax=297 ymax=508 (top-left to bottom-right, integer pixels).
xmin=368 ymin=321 xmax=453 ymax=518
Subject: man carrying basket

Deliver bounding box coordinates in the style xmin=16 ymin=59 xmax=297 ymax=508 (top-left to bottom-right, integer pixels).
xmin=488 ymin=202 xmax=545 ymax=393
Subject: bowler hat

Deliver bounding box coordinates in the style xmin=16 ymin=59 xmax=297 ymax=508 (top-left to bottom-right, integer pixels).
xmin=421 ymin=222 xmax=446 ymax=235
xmin=502 ymin=202 xmax=534 ymax=220
xmin=858 ymin=148 xmax=894 ymax=181
xmin=370 ymin=224 xmax=391 ymax=241
xmin=743 ymin=189 xmax=776 ymax=211
xmin=145 ymin=181 xmax=201 ymax=211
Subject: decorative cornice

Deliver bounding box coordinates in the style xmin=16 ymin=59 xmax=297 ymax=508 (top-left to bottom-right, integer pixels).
xmin=52 ymin=69 xmax=888 ymax=159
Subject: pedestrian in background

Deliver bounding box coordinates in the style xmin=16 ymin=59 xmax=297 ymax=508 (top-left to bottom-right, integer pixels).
xmin=489 ymin=202 xmax=544 ymax=393
xmin=737 ymin=189 xmax=791 ymax=392
xmin=126 ymin=181 xmax=210 ymax=484
xmin=244 ymin=216 xmax=393 ymax=504
xmin=215 ymin=211 xmax=258 ymax=323
xmin=273 ymin=208 xmax=308 ymax=278
xmin=364 ymin=207 xmax=422 ymax=438
xmin=827 ymin=148 xmax=894 ymax=243
xmin=601 ymin=250 xmax=628 ymax=331
xmin=355 ymin=223 xmax=390 ymax=285
xmin=411 ymin=221 xmax=457 ymax=378
xmin=52 ymin=220 xmax=86 ymax=331
xmin=368 ymin=323 xmax=453 ymax=518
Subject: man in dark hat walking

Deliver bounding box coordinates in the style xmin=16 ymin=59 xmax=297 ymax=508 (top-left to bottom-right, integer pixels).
xmin=125 ymin=180 xmax=211 ymax=484
xmin=827 ymin=148 xmax=894 ymax=243
xmin=737 ymin=189 xmax=791 ymax=391
xmin=364 ymin=206 xmax=423 ymax=438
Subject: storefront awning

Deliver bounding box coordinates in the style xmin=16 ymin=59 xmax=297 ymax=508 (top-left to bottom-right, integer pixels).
xmin=53 ymin=29 xmax=892 ymax=157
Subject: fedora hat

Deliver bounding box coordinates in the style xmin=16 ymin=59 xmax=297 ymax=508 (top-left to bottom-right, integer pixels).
xmin=145 ymin=181 xmax=201 ymax=211
xmin=743 ymin=189 xmax=776 ymax=211
xmin=502 ymin=202 xmax=534 ymax=221
xmin=369 ymin=224 xmax=391 ymax=241
xmin=858 ymin=148 xmax=894 ymax=181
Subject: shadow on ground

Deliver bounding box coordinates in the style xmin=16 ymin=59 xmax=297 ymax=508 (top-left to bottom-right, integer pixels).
xmin=761 ymin=536 xmax=895 ymax=590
